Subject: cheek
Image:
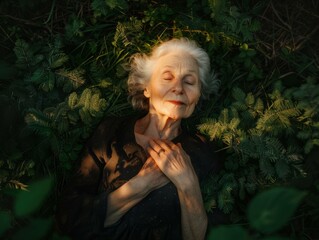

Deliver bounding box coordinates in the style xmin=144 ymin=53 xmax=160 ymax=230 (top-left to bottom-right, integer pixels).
xmin=189 ymin=89 xmax=201 ymax=104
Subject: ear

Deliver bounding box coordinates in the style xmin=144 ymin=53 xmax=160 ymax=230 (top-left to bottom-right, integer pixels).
xmin=144 ymin=88 xmax=150 ymax=98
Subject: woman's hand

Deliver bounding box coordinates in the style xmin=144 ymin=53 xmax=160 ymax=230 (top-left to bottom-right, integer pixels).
xmin=105 ymin=157 xmax=169 ymax=226
xmin=148 ymin=139 xmax=207 ymax=240
xmin=148 ymin=139 xmax=197 ymax=191
xmin=135 ymin=157 xmax=170 ymax=193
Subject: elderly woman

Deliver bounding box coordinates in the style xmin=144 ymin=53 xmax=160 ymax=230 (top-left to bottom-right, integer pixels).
xmin=56 ymin=38 xmax=221 ymax=240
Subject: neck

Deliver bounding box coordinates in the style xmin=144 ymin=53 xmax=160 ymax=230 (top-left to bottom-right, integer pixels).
xmin=136 ymin=112 xmax=181 ymax=140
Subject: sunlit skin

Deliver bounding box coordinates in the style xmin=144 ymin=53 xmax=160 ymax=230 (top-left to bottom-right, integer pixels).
xmin=146 ymin=51 xmax=201 ymax=119
xmin=136 ymin=51 xmax=201 ymax=141
xmin=105 ymin=50 xmax=207 ymax=240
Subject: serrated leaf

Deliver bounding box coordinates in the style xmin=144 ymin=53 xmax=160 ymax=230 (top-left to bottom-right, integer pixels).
xmin=50 ymin=53 xmax=69 ymax=69
xmin=98 ymin=79 xmax=112 ymax=88
xmin=232 ymin=87 xmax=246 ymax=101
xmin=14 ymin=177 xmax=54 ymax=217
xmin=30 ymin=68 xmax=45 ymax=84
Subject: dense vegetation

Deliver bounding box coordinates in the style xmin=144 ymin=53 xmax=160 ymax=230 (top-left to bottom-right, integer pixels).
xmin=0 ymin=0 xmax=318 ymax=239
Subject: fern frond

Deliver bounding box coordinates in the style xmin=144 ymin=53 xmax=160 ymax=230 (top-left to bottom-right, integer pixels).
xmin=217 ymin=187 xmax=234 ymax=214
xmin=217 ymin=174 xmax=237 ymax=214
xmin=25 ymin=108 xmax=54 ymax=137
xmin=14 ymin=39 xmax=34 ymax=69
xmin=56 ymin=68 xmax=85 ymax=92
xmin=259 ymin=157 xmax=275 ymax=180
xmin=112 ymin=19 xmax=143 ymax=49
xmin=256 ymin=98 xmax=300 ymax=135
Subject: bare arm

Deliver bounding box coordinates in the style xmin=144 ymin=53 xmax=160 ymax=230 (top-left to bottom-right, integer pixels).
xmin=177 ymin=175 xmax=207 ymax=240
xmin=149 ymin=139 xmax=208 ymax=240
xmin=104 ymin=157 xmax=169 ymax=226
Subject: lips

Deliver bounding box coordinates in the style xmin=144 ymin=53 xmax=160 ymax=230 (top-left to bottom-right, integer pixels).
xmin=167 ymin=100 xmax=185 ymax=105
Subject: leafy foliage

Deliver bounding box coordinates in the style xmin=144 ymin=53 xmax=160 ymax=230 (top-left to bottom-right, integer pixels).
xmin=0 ymin=177 xmax=60 ymax=239
xmin=0 ymin=0 xmax=318 ymax=239
xmin=208 ymin=187 xmax=307 ymax=239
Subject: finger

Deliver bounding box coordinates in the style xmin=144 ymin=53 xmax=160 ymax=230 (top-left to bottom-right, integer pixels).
xmin=145 ymin=157 xmax=156 ymax=166
xmin=152 ymin=139 xmax=171 ymax=152
xmin=149 ymin=139 xmax=164 ymax=153
xmin=160 ymin=139 xmax=181 ymax=150
xmin=148 ymin=146 xmax=162 ymax=160
xmin=149 ymin=140 xmax=170 ymax=157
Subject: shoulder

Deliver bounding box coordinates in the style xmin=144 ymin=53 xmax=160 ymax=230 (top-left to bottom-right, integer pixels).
xmin=87 ymin=112 xmax=145 ymax=148
xmin=179 ymin=131 xmax=211 ymax=154
xmin=96 ymin=112 xmax=145 ymax=131
xmin=181 ymin=131 xmax=223 ymax=180
xmin=92 ymin=113 xmax=138 ymax=136
xmin=86 ymin=115 xmax=130 ymax=147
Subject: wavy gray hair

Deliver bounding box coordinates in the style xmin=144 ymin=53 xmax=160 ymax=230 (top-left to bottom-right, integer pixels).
xmin=127 ymin=38 xmax=219 ymax=110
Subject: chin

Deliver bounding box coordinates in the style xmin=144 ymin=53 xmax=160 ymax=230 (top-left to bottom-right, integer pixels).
xmin=166 ymin=112 xmax=189 ymax=120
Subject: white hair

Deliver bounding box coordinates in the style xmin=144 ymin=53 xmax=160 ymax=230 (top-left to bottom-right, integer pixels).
xmin=127 ymin=38 xmax=219 ymax=110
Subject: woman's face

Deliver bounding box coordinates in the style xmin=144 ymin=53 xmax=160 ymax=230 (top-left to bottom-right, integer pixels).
xmin=144 ymin=51 xmax=201 ymax=120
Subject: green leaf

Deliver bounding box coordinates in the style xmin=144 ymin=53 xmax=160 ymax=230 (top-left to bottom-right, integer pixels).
xmin=91 ymin=0 xmax=109 ymax=17
xmin=11 ymin=218 xmax=52 ymax=240
xmin=232 ymin=87 xmax=246 ymax=101
xmin=207 ymin=225 xmax=250 ymax=240
xmin=0 ymin=211 xmax=12 ymax=237
xmin=65 ymin=16 xmax=85 ymax=39
xmin=68 ymin=92 xmax=78 ymax=109
xmin=50 ymin=53 xmax=69 ymax=69
xmin=14 ymin=177 xmax=54 ymax=217
xmin=248 ymin=187 xmax=307 ymax=234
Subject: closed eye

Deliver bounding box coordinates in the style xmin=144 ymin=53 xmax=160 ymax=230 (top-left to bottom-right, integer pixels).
xmin=184 ymin=75 xmax=196 ymax=85
xmin=162 ymin=72 xmax=174 ymax=80
xmin=185 ymin=80 xmax=194 ymax=85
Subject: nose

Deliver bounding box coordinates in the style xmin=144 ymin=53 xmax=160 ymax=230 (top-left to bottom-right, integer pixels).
xmin=172 ymin=79 xmax=183 ymax=95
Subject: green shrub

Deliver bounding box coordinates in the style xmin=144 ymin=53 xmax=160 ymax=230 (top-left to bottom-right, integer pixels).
xmin=0 ymin=0 xmax=318 ymax=238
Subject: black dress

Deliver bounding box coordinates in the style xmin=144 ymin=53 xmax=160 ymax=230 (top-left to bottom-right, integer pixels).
xmin=56 ymin=114 xmax=221 ymax=240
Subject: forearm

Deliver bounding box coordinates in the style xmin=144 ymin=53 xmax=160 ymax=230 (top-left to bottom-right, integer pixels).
xmin=104 ymin=176 xmax=149 ymax=226
xmin=177 ymin=178 xmax=208 ymax=240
